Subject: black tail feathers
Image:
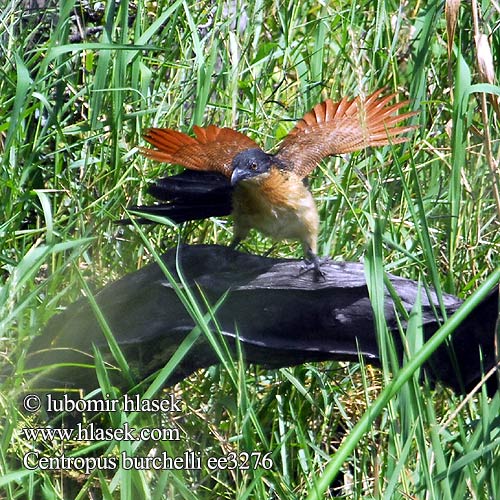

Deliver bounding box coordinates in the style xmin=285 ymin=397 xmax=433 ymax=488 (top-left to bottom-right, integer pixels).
xmin=121 ymin=170 xmax=233 ymax=224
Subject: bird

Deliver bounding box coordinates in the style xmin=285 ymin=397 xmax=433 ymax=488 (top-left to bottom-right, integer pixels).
xmin=129 ymin=89 xmax=416 ymax=276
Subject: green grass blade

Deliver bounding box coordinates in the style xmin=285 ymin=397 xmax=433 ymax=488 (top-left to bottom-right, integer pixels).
xmin=306 ymin=267 xmax=500 ymax=500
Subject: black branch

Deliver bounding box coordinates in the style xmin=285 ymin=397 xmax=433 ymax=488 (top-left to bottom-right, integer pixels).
xmin=26 ymin=245 xmax=499 ymax=394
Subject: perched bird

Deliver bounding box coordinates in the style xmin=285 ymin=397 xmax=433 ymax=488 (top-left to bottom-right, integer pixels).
xmin=130 ymin=89 xmax=416 ymax=276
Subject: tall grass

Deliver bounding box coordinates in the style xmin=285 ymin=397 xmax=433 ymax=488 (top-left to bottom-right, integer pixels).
xmin=1 ymin=0 xmax=499 ymax=498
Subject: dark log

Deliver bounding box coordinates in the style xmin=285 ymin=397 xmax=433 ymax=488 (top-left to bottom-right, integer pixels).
xmin=26 ymin=245 xmax=499 ymax=394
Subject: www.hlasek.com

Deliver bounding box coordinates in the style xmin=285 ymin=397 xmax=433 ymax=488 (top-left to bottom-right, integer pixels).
xmin=21 ymin=393 xmax=274 ymax=474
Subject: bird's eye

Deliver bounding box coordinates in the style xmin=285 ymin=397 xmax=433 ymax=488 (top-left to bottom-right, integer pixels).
xmin=250 ymin=162 xmax=257 ymax=170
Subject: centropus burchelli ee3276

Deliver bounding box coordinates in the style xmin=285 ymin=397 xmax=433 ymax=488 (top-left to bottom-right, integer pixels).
xmin=131 ymin=89 xmax=416 ymax=275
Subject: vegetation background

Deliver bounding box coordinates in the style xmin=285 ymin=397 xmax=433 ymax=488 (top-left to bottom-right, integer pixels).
xmin=1 ymin=0 xmax=499 ymax=498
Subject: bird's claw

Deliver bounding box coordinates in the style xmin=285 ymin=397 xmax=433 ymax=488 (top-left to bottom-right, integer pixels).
xmin=299 ymin=256 xmax=327 ymax=281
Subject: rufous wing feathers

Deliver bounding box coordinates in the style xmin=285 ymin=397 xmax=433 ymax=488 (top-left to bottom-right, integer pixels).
xmin=141 ymin=125 xmax=259 ymax=178
xmin=275 ymin=89 xmax=418 ymax=178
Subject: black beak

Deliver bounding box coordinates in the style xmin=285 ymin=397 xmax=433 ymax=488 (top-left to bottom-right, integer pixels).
xmin=230 ymin=166 xmax=246 ymax=186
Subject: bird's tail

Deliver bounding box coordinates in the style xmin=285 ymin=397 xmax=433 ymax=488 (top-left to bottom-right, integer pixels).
xmin=121 ymin=170 xmax=233 ymax=224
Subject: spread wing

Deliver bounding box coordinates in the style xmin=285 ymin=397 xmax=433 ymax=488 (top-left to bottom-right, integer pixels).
xmin=141 ymin=125 xmax=260 ymax=178
xmin=275 ymin=89 xmax=417 ymax=178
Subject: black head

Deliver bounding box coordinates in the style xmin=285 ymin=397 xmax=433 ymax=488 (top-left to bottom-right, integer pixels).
xmin=230 ymin=148 xmax=274 ymax=186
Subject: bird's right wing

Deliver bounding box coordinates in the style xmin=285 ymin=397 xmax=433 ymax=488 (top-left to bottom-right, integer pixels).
xmin=141 ymin=125 xmax=259 ymax=178
xmin=275 ymin=89 xmax=417 ymax=179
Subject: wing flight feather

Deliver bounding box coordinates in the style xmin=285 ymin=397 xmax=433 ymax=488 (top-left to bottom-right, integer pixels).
xmin=141 ymin=126 xmax=259 ymax=177
xmin=275 ymin=89 xmax=417 ymax=178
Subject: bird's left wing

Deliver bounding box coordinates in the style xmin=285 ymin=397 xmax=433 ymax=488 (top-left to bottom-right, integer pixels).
xmin=275 ymin=89 xmax=417 ymax=178
xmin=142 ymin=125 xmax=259 ymax=177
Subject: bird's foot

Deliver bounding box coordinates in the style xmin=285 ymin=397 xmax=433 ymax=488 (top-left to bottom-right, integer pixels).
xmin=263 ymin=243 xmax=279 ymax=257
xmin=299 ymin=255 xmax=328 ymax=281
xmin=229 ymin=237 xmax=242 ymax=250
